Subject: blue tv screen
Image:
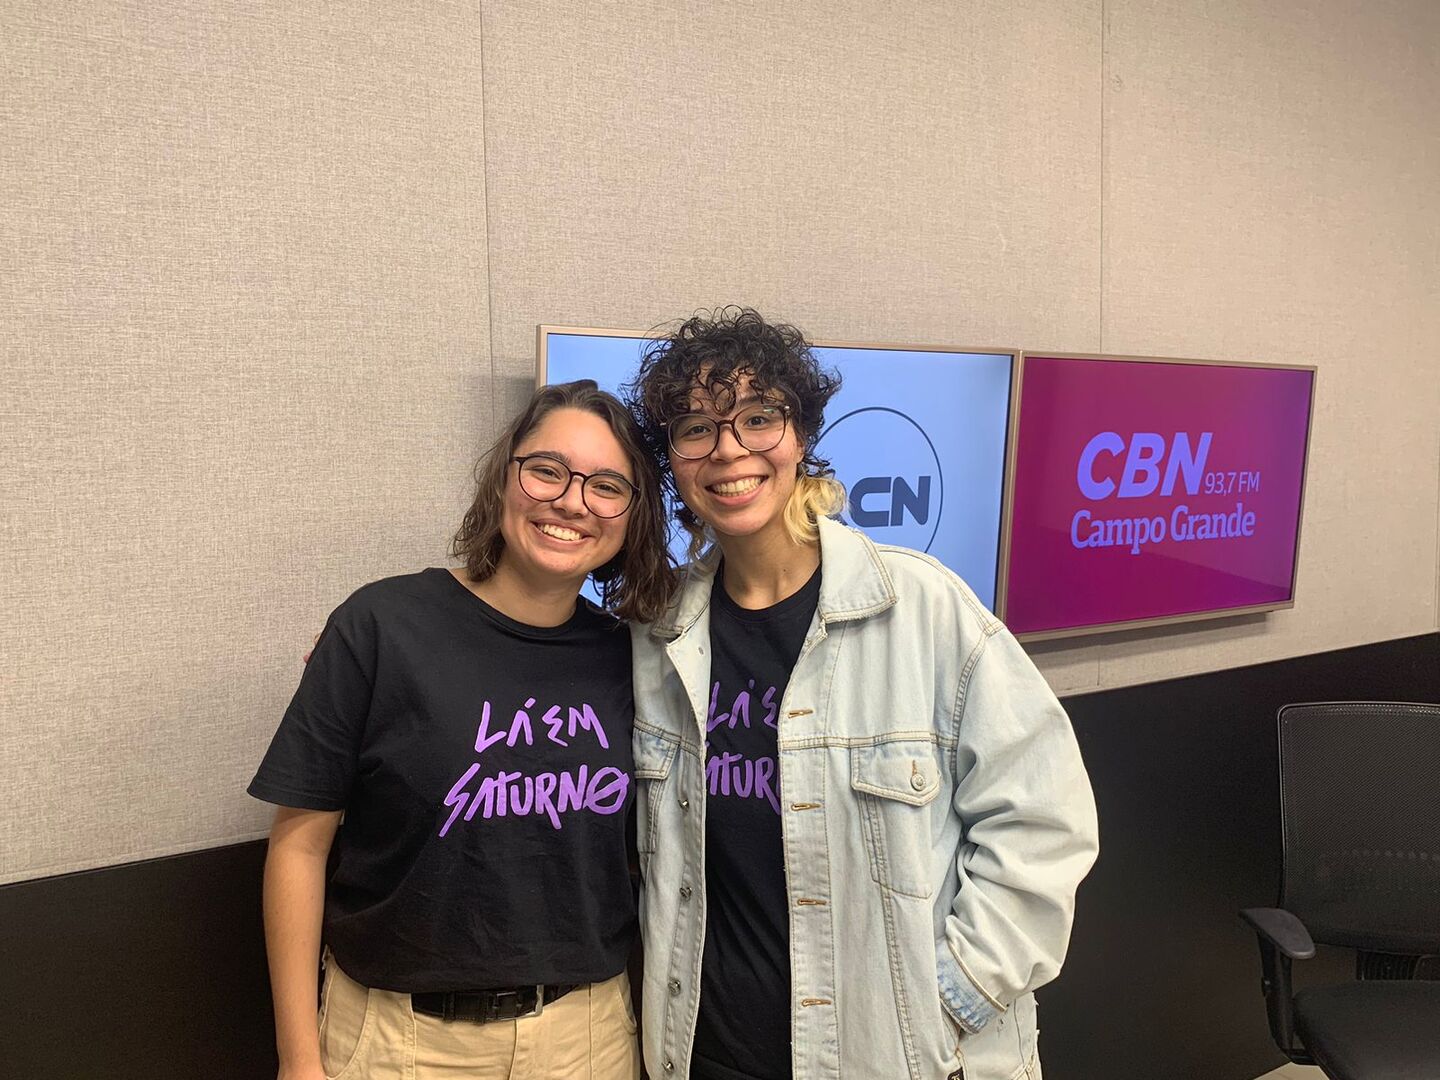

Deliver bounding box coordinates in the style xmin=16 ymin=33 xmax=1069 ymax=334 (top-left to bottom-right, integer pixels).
xmin=538 ymin=327 xmax=1015 ymax=611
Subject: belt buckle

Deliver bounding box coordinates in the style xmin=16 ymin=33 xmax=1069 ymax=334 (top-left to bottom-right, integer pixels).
xmin=491 ymin=984 xmax=545 ymax=1021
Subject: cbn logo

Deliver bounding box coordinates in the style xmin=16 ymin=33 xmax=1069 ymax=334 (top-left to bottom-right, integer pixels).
xmin=1076 ymin=431 xmax=1214 ymax=499
xmin=815 ymin=407 xmax=944 ymax=553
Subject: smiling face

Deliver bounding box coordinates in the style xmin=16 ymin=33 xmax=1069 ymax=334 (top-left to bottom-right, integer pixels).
xmin=669 ymin=374 xmax=806 ymax=548
xmin=497 ymin=407 xmax=633 ymax=587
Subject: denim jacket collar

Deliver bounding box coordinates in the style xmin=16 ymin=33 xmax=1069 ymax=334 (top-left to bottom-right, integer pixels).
xmin=647 ymin=515 xmax=897 ymax=641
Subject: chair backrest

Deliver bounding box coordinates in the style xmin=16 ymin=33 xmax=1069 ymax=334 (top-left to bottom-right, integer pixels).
xmin=1278 ymin=701 xmax=1440 ymax=955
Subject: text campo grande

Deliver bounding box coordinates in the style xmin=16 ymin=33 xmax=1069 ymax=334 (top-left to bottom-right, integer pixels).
xmin=1071 ymin=501 xmax=1257 ymax=555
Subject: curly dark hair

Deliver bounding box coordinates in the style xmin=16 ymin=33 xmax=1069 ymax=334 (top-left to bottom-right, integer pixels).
xmin=451 ymin=380 xmax=676 ymax=622
xmin=629 ymin=307 xmax=841 ymax=468
xmin=625 ymin=308 xmax=843 ymax=548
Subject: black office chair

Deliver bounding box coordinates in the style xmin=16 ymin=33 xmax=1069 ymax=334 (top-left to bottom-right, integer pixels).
xmin=1241 ymin=701 xmax=1440 ymax=1079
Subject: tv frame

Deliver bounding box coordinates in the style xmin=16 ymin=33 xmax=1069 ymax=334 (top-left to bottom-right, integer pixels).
xmin=535 ymin=325 xmax=657 ymax=388
xmin=997 ymin=351 xmax=1318 ymax=642
xmin=537 ymin=325 xmax=1021 ymax=608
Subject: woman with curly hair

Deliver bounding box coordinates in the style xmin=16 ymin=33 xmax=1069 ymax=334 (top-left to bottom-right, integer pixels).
xmin=626 ymin=309 xmax=1098 ymax=1080
xmin=250 ymin=381 xmax=671 ymax=1080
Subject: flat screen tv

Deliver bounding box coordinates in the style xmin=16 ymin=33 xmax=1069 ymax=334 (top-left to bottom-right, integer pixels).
xmin=1000 ymin=353 xmax=1316 ymax=640
xmin=538 ymin=326 xmax=1016 ymax=610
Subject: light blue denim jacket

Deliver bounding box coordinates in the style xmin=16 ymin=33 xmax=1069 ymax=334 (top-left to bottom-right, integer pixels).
xmin=630 ymin=517 xmax=1099 ymax=1080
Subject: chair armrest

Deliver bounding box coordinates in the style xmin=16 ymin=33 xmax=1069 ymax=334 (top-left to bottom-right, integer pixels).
xmin=1238 ymin=907 xmax=1315 ymax=1063
xmin=1240 ymin=907 xmax=1316 ymax=960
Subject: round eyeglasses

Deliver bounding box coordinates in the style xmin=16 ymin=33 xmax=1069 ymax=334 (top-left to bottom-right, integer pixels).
xmin=665 ymin=402 xmax=793 ymax=460
xmin=511 ymin=455 xmax=636 ymax=518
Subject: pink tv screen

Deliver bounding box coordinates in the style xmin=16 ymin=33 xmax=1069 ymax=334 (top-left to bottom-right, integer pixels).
xmin=1002 ymin=355 xmax=1315 ymax=639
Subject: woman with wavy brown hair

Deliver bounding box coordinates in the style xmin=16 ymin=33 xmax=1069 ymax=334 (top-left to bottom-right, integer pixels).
xmin=250 ymin=380 xmax=672 ymax=1080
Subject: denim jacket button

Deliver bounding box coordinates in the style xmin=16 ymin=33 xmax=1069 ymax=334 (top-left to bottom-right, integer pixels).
xmin=679 ymin=884 xmax=693 ymax=900
xmin=679 ymin=798 xmax=690 ymax=811
xmin=663 ymin=1061 xmax=675 ymax=1073
xmin=668 ymin=978 xmax=681 ymax=995
xmin=910 ymin=769 xmax=928 ymax=791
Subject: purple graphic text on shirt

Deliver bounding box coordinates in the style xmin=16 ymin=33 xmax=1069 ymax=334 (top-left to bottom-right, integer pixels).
xmin=707 ymin=679 xmax=780 ymax=732
xmin=439 ymin=697 xmax=628 ymax=836
xmin=706 ymin=678 xmax=782 ymax=814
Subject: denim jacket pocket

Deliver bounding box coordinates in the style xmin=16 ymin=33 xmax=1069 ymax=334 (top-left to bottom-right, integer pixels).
xmin=633 ymin=727 xmax=680 ymax=856
xmin=850 ymin=738 xmax=944 ymax=899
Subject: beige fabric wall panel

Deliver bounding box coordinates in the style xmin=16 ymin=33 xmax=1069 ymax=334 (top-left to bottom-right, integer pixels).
xmin=1 ymin=3 xmax=489 ymax=883
xmin=478 ymin=0 xmax=1105 ymax=694
xmin=479 ymin=0 xmax=1103 ymax=398
xmin=6 ymin=0 xmax=1434 ymax=886
xmin=1092 ymin=0 xmax=1440 ymax=688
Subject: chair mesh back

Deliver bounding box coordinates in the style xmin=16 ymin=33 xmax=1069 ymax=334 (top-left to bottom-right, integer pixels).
xmin=1279 ymin=702 xmax=1440 ymax=954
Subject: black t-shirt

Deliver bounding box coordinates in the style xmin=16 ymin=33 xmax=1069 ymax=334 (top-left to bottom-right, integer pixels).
xmin=691 ymin=564 xmax=821 ymax=1080
xmin=248 ymin=568 xmax=637 ymax=993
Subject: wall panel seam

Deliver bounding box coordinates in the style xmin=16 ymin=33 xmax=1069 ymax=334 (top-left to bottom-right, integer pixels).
xmin=479 ymin=0 xmax=498 ymax=430
xmin=1099 ymin=0 xmax=1107 ymax=355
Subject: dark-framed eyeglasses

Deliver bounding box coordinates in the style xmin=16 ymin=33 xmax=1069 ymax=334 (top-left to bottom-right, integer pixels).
xmin=664 ymin=402 xmax=793 ymax=460
xmin=511 ymin=454 xmax=637 ymax=518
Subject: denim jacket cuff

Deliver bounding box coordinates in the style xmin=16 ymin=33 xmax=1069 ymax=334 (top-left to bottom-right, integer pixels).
xmin=936 ymin=939 xmax=1004 ymax=1034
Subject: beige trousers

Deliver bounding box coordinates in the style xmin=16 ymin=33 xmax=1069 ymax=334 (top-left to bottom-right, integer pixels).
xmin=318 ymin=957 xmax=641 ymax=1080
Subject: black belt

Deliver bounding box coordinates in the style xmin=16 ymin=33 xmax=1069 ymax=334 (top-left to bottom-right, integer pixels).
xmin=410 ymin=983 xmax=582 ymax=1023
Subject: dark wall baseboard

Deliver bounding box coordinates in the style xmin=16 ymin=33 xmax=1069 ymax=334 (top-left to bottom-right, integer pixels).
xmin=1039 ymin=631 xmax=1440 ymax=1080
xmin=0 ymin=839 xmax=274 ymax=1080
xmin=3 ymin=632 xmax=1436 ymax=1080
